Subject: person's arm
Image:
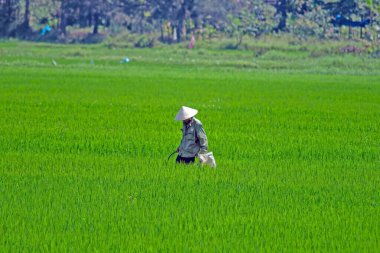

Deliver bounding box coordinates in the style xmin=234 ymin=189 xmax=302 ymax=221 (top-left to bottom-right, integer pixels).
xmin=177 ymin=127 xmax=184 ymax=153
xmin=195 ymin=124 xmax=208 ymax=154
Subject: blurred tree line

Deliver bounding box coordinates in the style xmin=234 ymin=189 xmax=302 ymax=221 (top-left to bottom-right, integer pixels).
xmin=0 ymin=0 xmax=379 ymax=43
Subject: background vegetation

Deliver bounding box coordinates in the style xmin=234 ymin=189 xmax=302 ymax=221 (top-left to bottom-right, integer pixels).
xmin=1 ymin=0 xmax=380 ymax=48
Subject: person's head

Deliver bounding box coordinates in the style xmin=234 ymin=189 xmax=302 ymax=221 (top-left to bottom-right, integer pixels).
xmin=183 ymin=117 xmax=192 ymax=124
xmin=175 ymin=106 xmax=198 ymax=122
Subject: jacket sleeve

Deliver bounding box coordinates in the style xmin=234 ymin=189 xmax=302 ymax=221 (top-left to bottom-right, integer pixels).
xmin=177 ymin=128 xmax=183 ymax=152
xmin=195 ymin=123 xmax=208 ymax=154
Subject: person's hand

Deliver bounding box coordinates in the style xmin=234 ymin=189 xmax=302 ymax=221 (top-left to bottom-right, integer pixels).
xmin=199 ymin=154 xmax=206 ymax=163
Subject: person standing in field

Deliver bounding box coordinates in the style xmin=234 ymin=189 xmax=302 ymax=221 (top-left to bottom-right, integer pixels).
xmin=175 ymin=106 xmax=208 ymax=164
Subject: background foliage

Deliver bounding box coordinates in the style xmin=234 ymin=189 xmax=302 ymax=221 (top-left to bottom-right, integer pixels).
xmin=1 ymin=0 xmax=380 ymax=46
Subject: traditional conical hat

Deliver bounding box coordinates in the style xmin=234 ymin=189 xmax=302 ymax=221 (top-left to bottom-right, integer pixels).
xmin=175 ymin=106 xmax=198 ymax=121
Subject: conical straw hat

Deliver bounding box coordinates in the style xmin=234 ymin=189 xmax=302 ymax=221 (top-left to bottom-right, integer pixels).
xmin=175 ymin=106 xmax=198 ymax=121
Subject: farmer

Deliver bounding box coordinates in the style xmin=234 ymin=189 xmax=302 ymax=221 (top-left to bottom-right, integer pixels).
xmin=175 ymin=106 xmax=208 ymax=164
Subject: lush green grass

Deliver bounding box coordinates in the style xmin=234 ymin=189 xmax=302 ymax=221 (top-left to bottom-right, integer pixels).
xmin=0 ymin=41 xmax=379 ymax=251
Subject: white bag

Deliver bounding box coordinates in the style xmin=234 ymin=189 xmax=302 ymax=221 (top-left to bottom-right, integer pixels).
xmin=199 ymin=152 xmax=217 ymax=168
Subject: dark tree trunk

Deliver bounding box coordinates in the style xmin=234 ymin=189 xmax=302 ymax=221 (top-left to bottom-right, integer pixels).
xmin=78 ymin=6 xmax=86 ymax=28
xmin=277 ymin=9 xmax=287 ymax=31
xmin=0 ymin=0 xmax=10 ymax=36
xmin=93 ymin=12 xmax=99 ymax=34
xmin=176 ymin=0 xmax=196 ymax=42
xmin=191 ymin=7 xmax=200 ymax=33
xmin=274 ymin=0 xmax=287 ymax=32
xmin=6 ymin=0 xmax=14 ymax=27
xmin=177 ymin=19 xmax=184 ymax=42
xmin=2 ymin=0 xmax=11 ymax=33
xmin=3 ymin=0 xmax=19 ymax=37
xmin=176 ymin=3 xmax=186 ymax=42
xmin=59 ymin=5 xmax=67 ymax=35
xmin=22 ymin=0 xmax=30 ymax=30
xmin=88 ymin=9 xmax=92 ymax=27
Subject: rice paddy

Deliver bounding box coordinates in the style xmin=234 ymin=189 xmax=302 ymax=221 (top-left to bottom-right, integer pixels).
xmin=0 ymin=41 xmax=379 ymax=251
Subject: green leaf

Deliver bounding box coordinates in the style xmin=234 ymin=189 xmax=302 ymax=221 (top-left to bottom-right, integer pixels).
xmin=366 ymin=0 xmax=373 ymax=7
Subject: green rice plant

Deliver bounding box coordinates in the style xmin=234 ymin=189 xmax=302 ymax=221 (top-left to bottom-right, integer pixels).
xmin=0 ymin=41 xmax=379 ymax=252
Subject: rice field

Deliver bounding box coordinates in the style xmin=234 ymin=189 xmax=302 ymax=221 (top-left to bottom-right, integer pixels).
xmin=0 ymin=41 xmax=379 ymax=252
